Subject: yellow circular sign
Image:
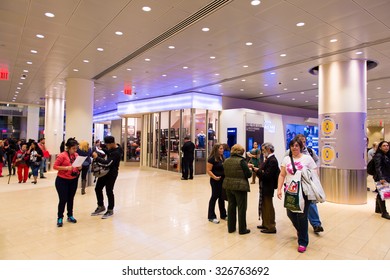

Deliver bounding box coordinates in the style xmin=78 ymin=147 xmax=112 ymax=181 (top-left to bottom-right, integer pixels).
xmin=322 ymin=146 xmax=335 ymax=164
xmin=321 ymin=118 xmax=335 ymax=136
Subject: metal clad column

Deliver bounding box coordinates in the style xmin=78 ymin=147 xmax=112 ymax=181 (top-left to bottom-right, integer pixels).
xmin=318 ymin=60 xmax=367 ymax=204
xmin=65 ymin=78 xmax=94 ymax=144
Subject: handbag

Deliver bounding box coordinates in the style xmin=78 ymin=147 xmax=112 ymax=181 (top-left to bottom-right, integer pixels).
xmin=377 ymin=182 xmax=390 ymax=200
xmin=283 ymin=156 xmax=304 ymax=213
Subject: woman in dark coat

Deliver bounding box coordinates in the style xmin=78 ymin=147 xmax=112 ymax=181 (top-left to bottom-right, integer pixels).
xmin=373 ymin=140 xmax=390 ymax=219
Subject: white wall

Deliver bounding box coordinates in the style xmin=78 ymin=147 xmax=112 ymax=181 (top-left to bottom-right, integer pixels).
xmin=220 ymin=108 xmax=318 ymax=163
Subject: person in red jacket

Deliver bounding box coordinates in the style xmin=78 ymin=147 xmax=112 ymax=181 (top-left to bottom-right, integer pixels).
xmin=12 ymin=143 xmax=30 ymax=183
xmin=53 ymin=138 xmax=82 ymax=227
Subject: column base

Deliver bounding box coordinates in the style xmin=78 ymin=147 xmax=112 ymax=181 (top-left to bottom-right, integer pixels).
xmin=320 ymin=168 xmax=367 ymax=204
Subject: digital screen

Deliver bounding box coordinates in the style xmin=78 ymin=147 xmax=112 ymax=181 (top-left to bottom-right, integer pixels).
xmin=286 ymin=124 xmax=319 ymax=155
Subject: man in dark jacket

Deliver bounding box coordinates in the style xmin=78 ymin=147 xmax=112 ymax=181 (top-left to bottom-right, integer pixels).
xmin=91 ymin=136 xmax=122 ymax=219
xmin=181 ymin=136 xmax=195 ymax=180
xmin=254 ymin=142 xmax=280 ymax=234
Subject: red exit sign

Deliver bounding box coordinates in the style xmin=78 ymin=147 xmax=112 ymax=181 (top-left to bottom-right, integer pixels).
xmin=0 ymin=66 xmax=9 ymax=80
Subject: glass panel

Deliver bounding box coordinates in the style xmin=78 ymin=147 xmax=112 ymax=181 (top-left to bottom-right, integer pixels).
xmin=194 ymin=109 xmax=207 ymax=175
xmin=125 ymin=117 xmax=141 ymax=162
xmin=159 ymin=111 xmax=169 ymax=170
xmin=168 ymin=110 xmax=181 ymax=172
xmin=152 ymin=112 xmax=159 ymax=168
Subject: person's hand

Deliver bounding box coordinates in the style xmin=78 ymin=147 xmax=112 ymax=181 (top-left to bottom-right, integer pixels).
xmin=277 ymin=188 xmax=283 ymax=200
xmin=248 ymin=163 xmax=253 ymax=168
xmin=92 ymin=152 xmax=97 ymax=159
xmin=214 ymin=176 xmax=221 ymax=181
xmin=380 ymin=179 xmax=387 ymax=185
xmin=253 ymin=167 xmax=259 ymax=172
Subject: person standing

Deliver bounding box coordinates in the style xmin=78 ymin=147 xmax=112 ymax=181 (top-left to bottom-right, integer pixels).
xmin=373 ymin=141 xmax=390 ymax=219
xmin=253 ymin=142 xmax=280 ymax=234
xmin=26 ymin=141 xmax=43 ymax=184
xmin=0 ymin=140 xmax=5 ymax=177
xmin=247 ymin=141 xmax=261 ymax=184
xmin=91 ymin=136 xmax=122 ymax=219
xmin=53 ymin=138 xmax=81 ymax=227
xmin=223 ymin=144 xmax=253 ymax=235
xmin=181 ymin=136 xmax=195 ymax=180
xmin=12 ymin=143 xmax=30 ymax=183
xmin=4 ymin=138 xmax=16 ymax=176
xmin=207 ymin=143 xmax=227 ymax=224
xmin=38 ymin=138 xmax=49 ymax=178
xmin=77 ymin=140 xmax=92 ymax=195
xmin=277 ymin=138 xmax=317 ymax=253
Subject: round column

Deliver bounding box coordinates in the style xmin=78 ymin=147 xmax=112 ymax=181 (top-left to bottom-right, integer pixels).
xmin=318 ymin=60 xmax=368 ymax=204
xmin=45 ymin=97 xmax=65 ymax=170
xmin=65 ymin=78 xmax=94 ymax=144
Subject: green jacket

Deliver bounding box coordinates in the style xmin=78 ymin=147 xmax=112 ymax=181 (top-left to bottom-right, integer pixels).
xmin=222 ymin=153 xmax=252 ymax=192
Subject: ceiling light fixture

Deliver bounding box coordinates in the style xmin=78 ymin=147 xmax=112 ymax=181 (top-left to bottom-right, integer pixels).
xmin=168 ymin=46 xmax=175 ymax=49
xmin=45 ymin=12 xmax=55 ymax=18
xmin=27 ymin=61 xmax=33 ymax=64
xmin=142 ymin=6 xmax=151 ymax=12
xmin=36 ymin=34 xmax=45 ymax=39
xmin=243 ymin=65 xmax=249 ymax=68
xmin=183 ymin=66 xmax=188 ymax=69
xmin=126 ymin=68 xmax=132 ymax=71
xmin=280 ymin=53 xmax=287 ymax=57
xmin=330 ymin=39 xmax=338 ymax=43
xmin=115 ymin=31 xmax=123 ymax=36
xmin=23 ymin=70 xmax=28 ymax=73
xmin=296 ymin=22 xmax=305 ymax=27
xmin=356 ymin=51 xmax=363 ymax=55
xmin=210 ymin=56 xmax=216 ymax=59
xmin=251 ymin=0 xmax=261 ymax=5
xmin=73 ymin=69 xmax=79 ymax=72
xmin=145 ymin=58 xmax=151 ymax=61
xmin=202 ymin=27 xmax=210 ymax=32
xmin=97 ymin=47 xmax=104 ymax=51
xmin=246 ymin=42 xmax=253 ymax=46
xmin=83 ymin=59 xmax=89 ymax=63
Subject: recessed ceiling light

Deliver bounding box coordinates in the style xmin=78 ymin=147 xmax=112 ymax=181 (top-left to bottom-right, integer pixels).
xmin=20 ymin=76 xmax=26 ymax=80
xmin=246 ymin=42 xmax=253 ymax=46
xmin=312 ymin=83 xmax=317 ymax=86
xmin=145 ymin=58 xmax=151 ymax=61
xmin=376 ymin=87 xmax=381 ymax=90
xmin=292 ymin=98 xmax=296 ymax=100
xmin=241 ymin=79 xmax=246 ymax=82
xmin=377 ymin=100 xmax=381 ymax=102
xmin=280 ymin=53 xmax=287 ymax=57
xmin=284 ymin=88 xmax=288 ymax=91
xmin=27 ymin=61 xmax=33 ymax=64
xmin=240 ymin=89 xmax=244 ymax=91
xmin=162 ymin=74 xmax=167 ymax=77
xmin=356 ymin=51 xmax=363 ymax=55
xmin=293 ymin=78 xmax=298 ymax=81
xmin=17 ymin=87 xmax=21 ymax=90
xmin=202 ymin=27 xmax=210 ymax=32
xmin=243 ymin=65 xmax=249 ymax=68
xmin=111 ymin=93 xmax=115 ymax=96
xmin=259 ymin=92 xmax=263 ymax=95
xmin=264 ymin=84 xmax=268 ymax=86
xmin=301 ymin=92 xmax=305 ymax=94
xmin=174 ymin=85 xmax=178 ymax=88
xmin=45 ymin=12 xmax=55 ymax=18
xmin=183 ymin=66 xmax=188 ymax=69
xmin=97 ymin=47 xmax=104 ymax=52
xmin=36 ymin=34 xmax=45 ymax=39
xmin=215 ymin=73 xmax=220 ymax=76
xmin=270 ymin=72 xmax=276 ymax=75
xmin=142 ymin=6 xmax=151 ymax=12
xmin=115 ymin=31 xmax=123 ymax=36
xmin=73 ymin=69 xmax=79 ymax=72
xmin=112 ymin=76 xmax=117 ymax=78
xmin=126 ymin=68 xmax=132 ymax=71
xmin=23 ymin=69 xmax=28 ymax=73
xmin=305 ymin=100 xmax=309 ymax=102
xmin=276 ymin=95 xmax=280 ymax=98
xmin=168 ymin=46 xmax=175 ymax=49
xmin=330 ymin=39 xmax=338 ymax=43
xmin=18 ymin=82 xmax=23 ymax=85
xmin=83 ymin=59 xmax=89 ymax=63
xmin=296 ymin=22 xmax=305 ymax=27
xmin=193 ymin=80 xmax=197 ymax=83
xmin=210 ymin=56 xmax=216 ymax=59
xmin=251 ymin=0 xmax=261 ymax=5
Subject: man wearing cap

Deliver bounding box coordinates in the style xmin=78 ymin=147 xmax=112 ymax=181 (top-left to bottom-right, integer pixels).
xmin=91 ymin=136 xmax=122 ymax=219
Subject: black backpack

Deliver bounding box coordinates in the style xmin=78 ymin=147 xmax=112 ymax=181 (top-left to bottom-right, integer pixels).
xmin=367 ymin=159 xmax=376 ymax=176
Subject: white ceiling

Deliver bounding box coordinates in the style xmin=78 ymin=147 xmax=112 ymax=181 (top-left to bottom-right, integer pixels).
xmin=1 ymin=0 xmax=390 ymax=126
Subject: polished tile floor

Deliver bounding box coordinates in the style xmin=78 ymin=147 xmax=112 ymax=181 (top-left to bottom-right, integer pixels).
xmin=0 ymin=165 xmax=389 ymax=260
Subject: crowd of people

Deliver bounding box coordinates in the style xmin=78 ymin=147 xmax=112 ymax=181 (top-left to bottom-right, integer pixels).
xmin=3 ymin=133 xmax=388 ymax=254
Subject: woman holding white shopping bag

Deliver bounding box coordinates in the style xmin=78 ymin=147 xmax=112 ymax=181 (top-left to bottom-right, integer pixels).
xmin=277 ymin=137 xmax=317 ymax=253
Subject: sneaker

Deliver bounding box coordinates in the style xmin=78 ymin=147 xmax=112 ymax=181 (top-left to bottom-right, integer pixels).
xmin=67 ymin=216 xmax=77 ymax=223
xmin=208 ymin=218 xmax=220 ymax=224
xmin=57 ymin=218 xmax=63 ymax=227
xmin=102 ymin=210 xmax=114 ymax=219
xmin=313 ymin=225 xmax=324 ymax=233
xmin=298 ymin=245 xmax=306 ymax=253
xmin=91 ymin=206 xmax=106 ymax=216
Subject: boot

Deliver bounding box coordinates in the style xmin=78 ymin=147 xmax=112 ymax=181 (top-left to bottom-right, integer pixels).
xmin=375 ymin=199 xmax=381 ymax=213
xmin=81 ymin=179 xmax=86 ymax=195
xmin=376 ymin=195 xmax=390 ymax=219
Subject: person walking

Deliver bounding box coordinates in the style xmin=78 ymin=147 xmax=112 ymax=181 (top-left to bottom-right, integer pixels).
xmin=77 ymin=140 xmax=92 ymax=195
xmin=181 ymin=136 xmax=195 ymax=180
xmin=277 ymin=137 xmax=317 ymax=253
xmin=207 ymin=143 xmax=227 ymax=224
xmin=38 ymin=138 xmax=49 ymax=178
xmin=53 ymin=138 xmax=82 ymax=227
xmin=373 ymin=141 xmax=390 ymax=219
xmin=223 ymin=144 xmax=253 ymax=235
xmin=26 ymin=141 xmax=43 ymax=184
xmin=253 ymin=142 xmax=280 ymax=234
xmin=90 ymin=136 xmax=122 ymax=219
xmin=12 ymin=143 xmax=30 ymax=183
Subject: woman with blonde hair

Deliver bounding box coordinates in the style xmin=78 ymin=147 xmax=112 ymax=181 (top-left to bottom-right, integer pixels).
xmin=77 ymin=140 xmax=92 ymax=195
xmin=223 ymin=144 xmax=253 ymax=234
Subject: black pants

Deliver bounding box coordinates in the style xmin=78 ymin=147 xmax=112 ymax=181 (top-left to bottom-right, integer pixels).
xmin=55 ymin=176 xmax=78 ymax=218
xmin=226 ymin=189 xmax=248 ymax=233
xmin=208 ymin=179 xmax=227 ymax=219
xmin=95 ymin=175 xmax=117 ymax=210
xmin=81 ymin=165 xmax=89 ymax=180
xmin=182 ymin=157 xmax=194 ymax=179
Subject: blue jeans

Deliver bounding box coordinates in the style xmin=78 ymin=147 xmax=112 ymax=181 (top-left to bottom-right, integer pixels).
xmin=286 ymin=194 xmax=310 ymax=247
xmin=39 ymin=158 xmax=46 ymax=176
xmin=308 ymin=202 xmax=322 ymax=227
